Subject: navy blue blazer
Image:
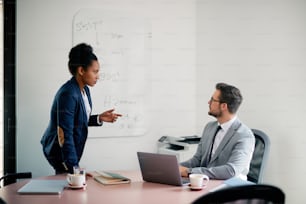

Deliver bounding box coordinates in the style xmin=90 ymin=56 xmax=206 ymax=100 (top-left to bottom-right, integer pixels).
xmin=41 ymin=77 xmax=101 ymax=173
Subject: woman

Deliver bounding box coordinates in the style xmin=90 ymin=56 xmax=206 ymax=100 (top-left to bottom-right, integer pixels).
xmin=41 ymin=43 xmax=122 ymax=174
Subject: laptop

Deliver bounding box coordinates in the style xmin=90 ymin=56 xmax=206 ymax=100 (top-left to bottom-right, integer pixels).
xmin=17 ymin=179 xmax=67 ymax=195
xmin=137 ymin=152 xmax=190 ymax=186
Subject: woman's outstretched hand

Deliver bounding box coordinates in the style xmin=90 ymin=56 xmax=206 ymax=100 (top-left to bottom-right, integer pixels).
xmin=99 ymin=109 xmax=122 ymax=123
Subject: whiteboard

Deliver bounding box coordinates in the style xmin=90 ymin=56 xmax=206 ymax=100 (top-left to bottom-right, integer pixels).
xmin=72 ymin=9 xmax=152 ymax=137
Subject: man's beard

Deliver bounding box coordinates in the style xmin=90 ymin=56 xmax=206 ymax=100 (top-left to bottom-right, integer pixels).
xmin=208 ymin=110 xmax=222 ymax=118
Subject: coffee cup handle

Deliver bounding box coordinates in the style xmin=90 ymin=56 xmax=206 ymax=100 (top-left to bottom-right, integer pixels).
xmin=202 ymin=175 xmax=210 ymax=185
xmin=66 ymin=174 xmax=72 ymax=184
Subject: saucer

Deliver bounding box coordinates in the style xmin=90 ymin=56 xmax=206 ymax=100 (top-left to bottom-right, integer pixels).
xmin=189 ymin=186 xmax=203 ymax=191
xmin=68 ymin=183 xmax=87 ymax=189
xmin=189 ymin=184 xmax=206 ymax=191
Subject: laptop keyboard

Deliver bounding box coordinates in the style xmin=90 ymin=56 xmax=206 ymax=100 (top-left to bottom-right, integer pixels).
xmin=181 ymin=177 xmax=190 ymax=184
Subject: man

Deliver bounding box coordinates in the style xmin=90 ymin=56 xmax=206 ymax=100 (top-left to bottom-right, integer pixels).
xmin=180 ymin=83 xmax=255 ymax=180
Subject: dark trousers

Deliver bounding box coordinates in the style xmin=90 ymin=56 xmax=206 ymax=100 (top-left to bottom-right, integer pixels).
xmin=43 ymin=147 xmax=70 ymax=175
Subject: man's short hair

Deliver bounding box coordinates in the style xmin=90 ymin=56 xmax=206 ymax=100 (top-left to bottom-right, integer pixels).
xmin=216 ymin=83 xmax=243 ymax=114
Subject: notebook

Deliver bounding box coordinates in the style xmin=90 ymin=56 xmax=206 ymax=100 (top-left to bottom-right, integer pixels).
xmin=17 ymin=179 xmax=67 ymax=195
xmin=137 ymin=152 xmax=190 ymax=186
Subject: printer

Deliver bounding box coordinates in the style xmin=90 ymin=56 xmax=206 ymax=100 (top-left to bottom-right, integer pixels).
xmin=157 ymin=135 xmax=201 ymax=162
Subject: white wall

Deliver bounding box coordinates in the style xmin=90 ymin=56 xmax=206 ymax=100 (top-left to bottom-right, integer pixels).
xmin=195 ymin=1 xmax=306 ymax=203
xmin=17 ymin=0 xmax=306 ymax=203
xmin=16 ymin=0 xmax=197 ymax=175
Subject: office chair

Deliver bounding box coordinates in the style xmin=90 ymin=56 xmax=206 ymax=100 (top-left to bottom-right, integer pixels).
xmin=0 ymin=172 xmax=32 ymax=187
xmin=0 ymin=198 xmax=6 ymax=204
xmin=247 ymin=129 xmax=270 ymax=183
xmin=192 ymin=184 xmax=285 ymax=204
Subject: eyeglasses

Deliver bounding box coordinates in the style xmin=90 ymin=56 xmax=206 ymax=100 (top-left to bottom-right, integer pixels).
xmin=210 ymin=97 xmax=221 ymax=103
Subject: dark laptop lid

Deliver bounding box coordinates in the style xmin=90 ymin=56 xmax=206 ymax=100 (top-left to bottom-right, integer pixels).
xmin=137 ymin=152 xmax=188 ymax=186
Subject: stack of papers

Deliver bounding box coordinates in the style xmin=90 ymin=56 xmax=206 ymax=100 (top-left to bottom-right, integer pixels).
xmin=209 ymin=177 xmax=254 ymax=192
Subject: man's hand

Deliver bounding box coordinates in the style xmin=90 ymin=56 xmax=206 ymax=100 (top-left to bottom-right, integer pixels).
xmin=179 ymin=165 xmax=189 ymax=177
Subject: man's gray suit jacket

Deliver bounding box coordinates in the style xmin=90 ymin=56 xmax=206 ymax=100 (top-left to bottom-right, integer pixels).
xmin=181 ymin=118 xmax=255 ymax=180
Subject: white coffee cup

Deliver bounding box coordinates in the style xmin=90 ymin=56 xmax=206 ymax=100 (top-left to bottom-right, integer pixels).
xmin=73 ymin=166 xmax=86 ymax=185
xmin=189 ymin=173 xmax=210 ymax=188
xmin=67 ymin=174 xmax=84 ymax=186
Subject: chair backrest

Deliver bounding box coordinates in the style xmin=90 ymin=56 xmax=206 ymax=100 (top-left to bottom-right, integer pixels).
xmin=0 ymin=197 xmax=6 ymax=204
xmin=247 ymin=129 xmax=270 ymax=183
xmin=192 ymin=184 xmax=285 ymax=204
xmin=0 ymin=172 xmax=32 ymax=187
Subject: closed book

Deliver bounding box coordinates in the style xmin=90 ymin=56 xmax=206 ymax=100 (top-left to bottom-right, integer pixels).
xmin=94 ymin=171 xmax=131 ymax=185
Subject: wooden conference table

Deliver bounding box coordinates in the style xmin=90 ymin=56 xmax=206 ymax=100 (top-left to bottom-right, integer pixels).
xmin=0 ymin=170 xmax=223 ymax=204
